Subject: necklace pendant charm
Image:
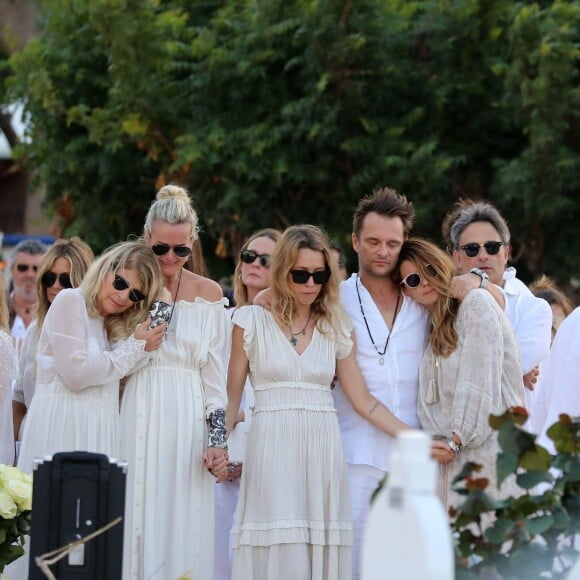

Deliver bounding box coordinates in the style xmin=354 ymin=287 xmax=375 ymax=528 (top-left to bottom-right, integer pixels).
xmin=290 ymin=336 xmax=298 ymax=346
xmin=379 ymin=357 xmax=385 ymax=366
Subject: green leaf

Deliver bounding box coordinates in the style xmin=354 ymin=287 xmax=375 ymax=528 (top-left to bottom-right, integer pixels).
xmin=496 ymin=452 xmax=518 ymax=486
xmin=524 ymin=514 xmax=554 ymax=536
xmin=518 ymin=445 xmax=551 ymax=471
xmin=516 ymin=470 xmax=553 ymax=490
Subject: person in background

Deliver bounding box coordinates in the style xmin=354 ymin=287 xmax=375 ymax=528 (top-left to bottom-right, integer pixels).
xmin=7 ymin=239 xmax=47 ymax=350
xmin=214 ymin=227 xmax=281 ymax=580
xmin=121 ymin=185 xmax=230 ymax=580
xmin=529 ymin=275 xmax=575 ymax=341
xmin=12 ymin=237 xmax=94 ymax=443
xmin=0 ymin=274 xmax=17 ymax=465
xmin=329 ymin=238 xmax=349 ymax=281
xmin=397 ymin=238 xmax=525 ymax=507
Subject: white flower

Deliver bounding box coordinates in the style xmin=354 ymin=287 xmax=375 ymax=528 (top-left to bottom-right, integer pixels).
xmin=0 ymin=490 xmax=18 ymax=519
xmin=6 ymin=479 xmax=32 ymax=511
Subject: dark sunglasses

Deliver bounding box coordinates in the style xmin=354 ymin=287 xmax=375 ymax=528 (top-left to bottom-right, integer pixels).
xmin=16 ymin=264 xmax=38 ymax=273
xmin=240 ymin=250 xmax=270 ymax=268
xmin=290 ymin=269 xmax=331 ymax=285
xmin=41 ymin=271 xmax=73 ymax=289
xmin=112 ymin=274 xmax=146 ymax=303
xmin=459 ymin=241 xmax=504 ymax=258
xmin=151 ymin=243 xmax=192 ymax=258
xmin=400 ymin=264 xmax=437 ymax=289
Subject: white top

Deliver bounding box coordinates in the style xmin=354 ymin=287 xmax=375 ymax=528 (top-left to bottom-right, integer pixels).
xmin=535 ymin=307 xmax=580 ymax=452
xmin=12 ymin=320 xmax=39 ymax=408
xmin=332 ymin=274 xmax=428 ymax=472
xmin=0 ymin=330 xmax=17 ymax=465
xmin=503 ymin=267 xmax=552 ymax=374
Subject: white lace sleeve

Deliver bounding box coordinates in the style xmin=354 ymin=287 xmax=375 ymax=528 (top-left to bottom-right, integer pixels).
xmin=450 ymin=290 xmax=507 ymax=448
xmin=0 ymin=331 xmax=17 ymax=465
xmin=46 ymin=289 xmax=147 ymax=392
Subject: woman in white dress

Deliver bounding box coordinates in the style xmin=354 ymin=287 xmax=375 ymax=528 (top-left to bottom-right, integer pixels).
xmin=397 ymin=238 xmax=525 ymax=508
xmin=120 ymin=185 xmax=230 ymax=580
xmin=214 ymin=227 xmax=281 ymax=580
xmin=8 ymin=241 xmax=164 ymax=580
xmin=12 ymin=237 xmax=94 ymax=443
xmin=0 ymin=274 xmax=17 ymax=466
xmin=226 ymin=225 xmax=445 ymax=580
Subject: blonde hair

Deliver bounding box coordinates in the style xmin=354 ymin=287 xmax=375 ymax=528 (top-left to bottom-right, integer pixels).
xmin=0 ymin=274 xmax=9 ymax=332
xmin=270 ymin=225 xmax=345 ymax=334
xmin=36 ymin=237 xmax=94 ymax=333
xmin=233 ymin=228 xmax=281 ymax=306
xmin=81 ymin=241 xmax=163 ymax=343
xmin=143 ymin=185 xmax=199 ymax=241
xmin=398 ymin=238 xmax=459 ymax=357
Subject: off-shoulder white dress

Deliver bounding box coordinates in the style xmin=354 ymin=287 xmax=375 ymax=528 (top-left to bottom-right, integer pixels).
xmin=231 ymin=306 xmax=353 ymax=580
xmin=418 ymin=290 xmax=526 ymax=508
xmin=120 ymin=298 xmax=229 ymax=580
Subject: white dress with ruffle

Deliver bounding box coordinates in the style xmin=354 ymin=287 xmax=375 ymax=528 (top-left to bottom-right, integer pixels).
xmin=231 ymin=306 xmax=353 ymax=580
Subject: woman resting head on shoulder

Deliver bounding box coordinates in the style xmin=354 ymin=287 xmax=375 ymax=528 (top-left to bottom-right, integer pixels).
xmin=143 ymin=184 xmax=223 ymax=303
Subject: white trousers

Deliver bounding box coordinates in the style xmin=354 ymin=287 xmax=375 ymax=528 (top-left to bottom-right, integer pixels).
xmin=214 ymin=478 xmax=241 ymax=580
xmin=347 ymin=463 xmax=387 ymax=580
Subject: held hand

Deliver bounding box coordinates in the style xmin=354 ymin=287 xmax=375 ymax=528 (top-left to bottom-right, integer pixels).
xmin=252 ymin=287 xmax=273 ymax=311
xmin=203 ymin=447 xmax=229 ymax=481
xmin=134 ymin=318 xmax=167 ymax=352
xmin=450 ymin=273 xmax=479 ymax=301
xmin=431 ymin=441 xmax=455 ymax=464
xmin=226 ymin=462 xmax=243 ymax=481
xmin=523 ymin=366 xmax=539 ymax=391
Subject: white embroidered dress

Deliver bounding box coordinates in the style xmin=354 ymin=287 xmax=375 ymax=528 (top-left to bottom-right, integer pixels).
xmin=120 ymin=298 xmax=229 ymax=580
xmin=231 ymin=306 xmax=353 ymax=580
xmin=0 ymin=330 xmax=17 ymax=465
xmin=418 ymin=290 xmax=525 ymax=507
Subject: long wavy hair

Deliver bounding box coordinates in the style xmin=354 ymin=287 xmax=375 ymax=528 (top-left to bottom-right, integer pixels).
xmin=81 ymin=241 xmax=163 ymax=343
xmin=233 ymin=228 xmax=281 ymax=306
xmin=35 ymin=237 xmax=94 ymax=333
xmin=397 ymin=238 xmax=459 ymax=357
xmin=270 ymin=225 xmax=346 ymax=334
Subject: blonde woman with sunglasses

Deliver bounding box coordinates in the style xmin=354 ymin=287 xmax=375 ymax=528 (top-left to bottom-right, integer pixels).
xmin=397 ymin=238 xmax=525 ymax=508
xmin=12 ymin=237 xmax=94 ymax=444
xmin=8 ymin=241 xmax=164 ymax=580
xmin=226 ymin=225 xmax=451 ymax=580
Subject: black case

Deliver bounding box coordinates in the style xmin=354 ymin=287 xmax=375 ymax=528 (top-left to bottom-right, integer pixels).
xmin=29 ymin=452 xmax=127 ymax=580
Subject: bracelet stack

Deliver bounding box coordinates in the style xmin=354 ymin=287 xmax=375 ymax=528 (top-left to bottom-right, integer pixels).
xmin=447 ymin=437 xmax=462 ymax=456
xmin=207 ymin=409 xmax=228 ymax=449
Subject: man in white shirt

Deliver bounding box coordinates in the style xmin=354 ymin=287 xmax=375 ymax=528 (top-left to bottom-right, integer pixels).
xmin=442 ymin=200 xmax=552 ymax=412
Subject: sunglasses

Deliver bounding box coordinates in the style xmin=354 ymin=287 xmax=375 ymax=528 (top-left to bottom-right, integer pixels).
xmin=459 ymin=241 xmax=504 ymax=258
xmin=151 ymin=243 xmax=192 ymax=258
xmin=240 ymin=250 xmax=270 ymax=268
xmin=290 ymin=269 xmax=331 ymax=285
xmin=41 ymin=271 xmax=73 ymax=289
xmin=16 ymin=264 xmax=38 ymax=273
xmin=112 ymin=274 xmax=146 ymax=303
xmin=400 ymin=264 xmax=437 ymax=289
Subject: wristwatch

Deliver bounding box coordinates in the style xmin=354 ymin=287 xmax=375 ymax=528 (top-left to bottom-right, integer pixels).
xmin=469 ymin=267 xmax=489 ymax=289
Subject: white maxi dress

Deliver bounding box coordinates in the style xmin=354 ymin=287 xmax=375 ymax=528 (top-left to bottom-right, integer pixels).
xmin=231 ymin=306 xmax=353 ymax=580
xmin=120 ymin=298 xmax=229 ymax=580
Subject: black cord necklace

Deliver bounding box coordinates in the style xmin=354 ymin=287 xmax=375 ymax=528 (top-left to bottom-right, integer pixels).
xmin=165 ymin=268 xmax=183 ymax=336
xmin=355 ymin=275 xmax=401 ymax=366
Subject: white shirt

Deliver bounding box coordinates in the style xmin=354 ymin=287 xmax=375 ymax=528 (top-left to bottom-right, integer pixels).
xmin=332 ymin=274 xmax=428 ymax=472
xmin=503 ymin=267 xmax=552 ymax=374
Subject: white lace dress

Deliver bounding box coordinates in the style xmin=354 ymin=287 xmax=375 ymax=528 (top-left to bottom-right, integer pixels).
xmin=418 ymin=290 xmax=526 ymax=508
xmin=0 ymin=330 xmax=17 ymax=465
xmin=231 ymin=306 xmax=354 ymax=580
xmin=120 ymin=298 xmax=229 ymax=580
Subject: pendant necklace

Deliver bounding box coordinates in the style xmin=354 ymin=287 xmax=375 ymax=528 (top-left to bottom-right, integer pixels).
xmin=289 ymin=311 xmax=312 ymax=346
xmin=165 ymin=268 xmax=183 ymax=337
xmin=355 ymin=275 xmax=400 ymax=366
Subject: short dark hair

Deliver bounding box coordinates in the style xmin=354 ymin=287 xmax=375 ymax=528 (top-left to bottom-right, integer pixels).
xmin=442 ymin=199 xmax=510 ymax=250
xmin=328 ymin=239 xmax=347 ymax=270
xmin=352 ymin=187 xmax=414 ymax=238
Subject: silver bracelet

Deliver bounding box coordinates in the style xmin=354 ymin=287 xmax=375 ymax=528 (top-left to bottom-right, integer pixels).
xmin=447 ymin=438 xmax=462 ymax=456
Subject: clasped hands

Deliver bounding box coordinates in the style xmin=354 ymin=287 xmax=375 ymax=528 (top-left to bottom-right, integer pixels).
xmin=430 ymin=440 xmax=455 ymax=464
xmin=203 ymin=447 xmax=230 ymax=482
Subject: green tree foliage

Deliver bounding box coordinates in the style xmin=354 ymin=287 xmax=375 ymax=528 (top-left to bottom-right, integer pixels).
xmin=2 ymin=0 xmax=579 ymax=280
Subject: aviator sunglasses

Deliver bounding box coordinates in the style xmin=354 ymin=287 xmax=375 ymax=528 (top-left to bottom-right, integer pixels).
xmin=240 ymin=250 xmax=271 ymax=268
xmin=459 ymin=241 xmax=504 ymax=258
xmin=400 ymin=264 xmax=437 ymax=289
xmin=16 ymin=264 xmax=38 ymax=273
xmin=151 ymin=243 xmax=192 ymax=258
xmin=41 ymin=271 xmax=72 ymax=289
xmin=290 ymin=269 xmax=331 ymax=285
xmin=112 ymin=274 xmax=146 ymax=303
